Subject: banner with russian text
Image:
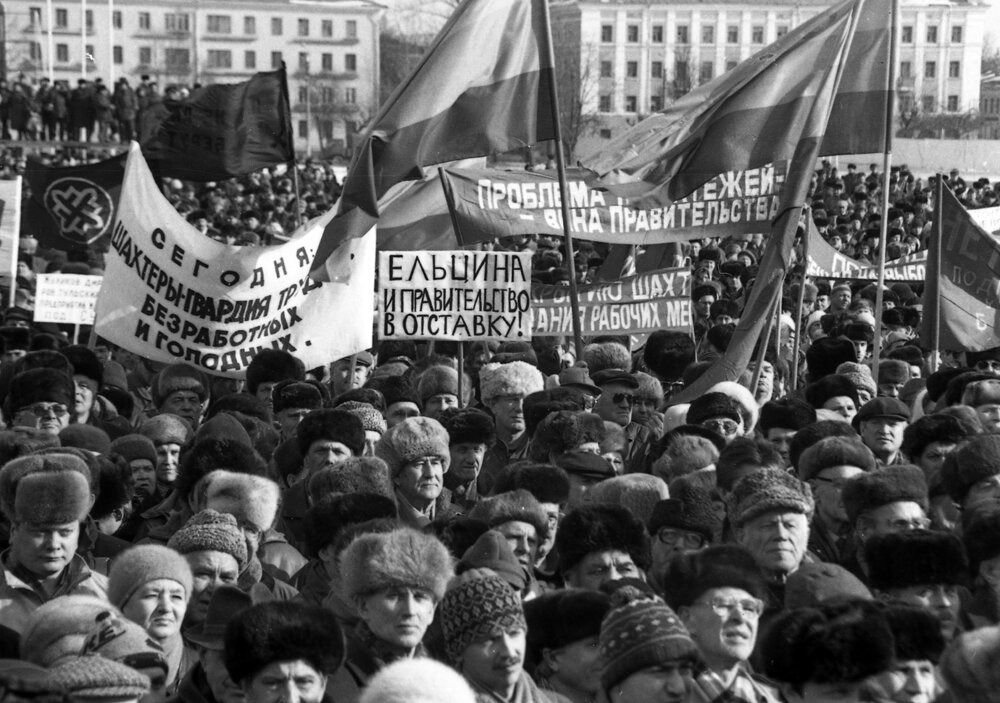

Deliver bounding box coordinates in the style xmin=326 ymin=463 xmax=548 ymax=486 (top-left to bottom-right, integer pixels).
xmin=95 ymin=143 xmax=375 ymax=377
xmin=531 ymin=267 xmax=692 ymax=336
xmin=439 ymin=164 xmax=783 ymax=245
xmin=0 ymin=178 xmax=20 ymax=296
xmin=379 ymin=251 xmax=531 ymax=340
xmin=805 ymin=221 xmax=927 ymax=281
xmin=35 ymin=274 xmax=103 ymax=324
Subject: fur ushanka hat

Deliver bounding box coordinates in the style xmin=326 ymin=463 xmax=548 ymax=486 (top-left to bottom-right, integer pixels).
xmin=339 ymin=527 xmax=454 ymax=603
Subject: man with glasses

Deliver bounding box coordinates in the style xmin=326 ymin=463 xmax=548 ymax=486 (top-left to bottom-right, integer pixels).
xmin=967 ymin=348 xmax=1000 ymax=376
xmin=662 ymin=546 xmax=781 ymax=703
xmin=7 ymin=368 xmax=75 ymax=436
xmin=687 ymin=392 xmax=746 ymax=445
xmin=647 ymin=486 xmax=719 ymax=593
xmin=592 ymin=369 xmax=655 ymax=473
xmin=556 ymin=363 xmax=602 ymax=410
xmin=798 ymin=437 xmax=876 ymax=565
xmin=866 ymin=530 xmax=968 ymax=641
xmin=841 ymin=464 xmax=929 ymax=579
xmin=478 ymin=361 xmax=544 ymax=495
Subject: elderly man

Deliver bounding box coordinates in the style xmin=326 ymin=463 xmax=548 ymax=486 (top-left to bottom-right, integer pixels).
xmin=556 ymin=504 xmax=649 ymax=591
xmin=330 ymin=351 xmax=375 ymax=399
xmin=440 ymin=407 xmax=494 ymax=509
xmin=728 ymin=468 xmax=814 ymax=602
xmin=6 ymin=368 xmax=75 ymax=436
xmin=478 ymin=361 xmax=544 ymax=495
xmin=245 ymin=349 xmax=303 ymax=410
xmin=854 ymin=397 xmax=910 ymax=466
xmin=152 ymin=363 xmax=210 ymax=431
xmin=270 ymin=380 xmax=323 ymax=440
xmin=0 ymin=455 xmax=107 ymax=633
xmin=591 ymin=369 xmax=655 ymax=473
xmin=941 ymin=435 xmax=1000 ymax=515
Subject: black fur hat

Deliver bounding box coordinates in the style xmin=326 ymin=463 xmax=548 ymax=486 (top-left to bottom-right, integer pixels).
xmin=881 ymin=604 xmax=946 ymax=664
xmin=941 ymin=435 xmax=1000 ymax=506
xmin=556 ymin=504 xmax=649 ymax=575
xmin=840 ymin=463 xmax=927 ymax=525
xmin=7 ymin=367 xmax=74 ymax=412
xmin=647 ymin=481 xmax=719 ymax=543
xmin=492 ymin=462 xmax=571 ymax=506
xmin=805 ymin=374 xmax=860 ymax=411
xmin=365 ymin=375 xmax=420 ymax=409
xmin=866 ymin=530 xmax=968 ymax=591
xmin=789 ymin=421 xmax=858 ymax=473
xmin=900 ymin=414 xmax=968 ymax=463
xmin=90 ymin=455 xmax=134 ymax=519
xmin=244 ymin=350 xmax=304 ymax=395
xmin=524 ymin=590 xmax=610 ymax=673
xmin=62 ymin=345 xmax=102 ymax=383
xmin=174 ymin=438 xmax=267 ymax=501
xmin=759 ymin=398 xmax=816 ymax=433
xmin=960 ymin=506 xmax=1000 ymax=574
xmin=761 ymin=600 xmax=895 ymax=687
xmin=302 ymin=493 xmax=397 ymax=558
xmin=643 ymin=331 xmax=695 ymax=382
xmin=270 ymin=380 xmax=323 ymax=414
xmin=807 ymin=338 xmax=858 ymax=381
xmin=224 ymin=602 xmax=345 ymax=683
xmin=660 ymin=545 xmax=767 ymax=611
xmin=438 ymin=407 xmax=495 ymax=447
xmin=332 ymin=387 xmax=382 ymax=412
xmin=296 ymin=409 xmax=365 ymax=457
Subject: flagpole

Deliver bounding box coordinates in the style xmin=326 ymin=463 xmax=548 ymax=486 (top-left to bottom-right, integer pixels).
xmin=932 ymin=172 xmax=943 ymax=372
xmin=790 ymin=212 xmax=810 ymax=392
xmin=278 ymin=63 xmax=303 ymax=230
xmin=750 ymin=280 xmax=782 ymax=395
xmin=541 ymin=0 xmax=584 ymax=361
xmin=870 ymin=0 xmax=898 ymax=375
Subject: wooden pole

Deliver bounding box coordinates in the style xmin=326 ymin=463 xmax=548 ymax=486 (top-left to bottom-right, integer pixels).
xmin=457 ymin=344 xmax=465 ymax=407
xmin=932 ymin=173 xmax=943 ymax=373
xmin=541 ymin=0 xmax=585 ymax=361
xmin=790 ymin=213 xmax=810 ymax=392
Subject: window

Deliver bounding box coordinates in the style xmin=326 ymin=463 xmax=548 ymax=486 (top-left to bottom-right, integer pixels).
xmin=113 ymin=45 xmax=123 ymax=64
xmin=85 ymin=43 xmax=94 ymax=59
xmin=298 ymin=86 xmax=308 ymax=103
xmin=599 ymin=94 xmax=612 ymax=112
xmin=600 ymin=60 xmax=612 ymax=78
xmin=322 ymin=53 xmax=333 ymax=71
xmin=322 ymin=20 xmax=333 ymax=37
xmin=700 ymin=61 xmax=714 ymax=82
xmin=245 ymin=50 xmax=256 ymax=69
xmin=29 ymin=7 xmax=41 ymax=25
xmin=207 ymin=50 xmax=232 ymax=69
xmin=29 ymin=42 xmax=42 ymax=61
xmin=320 ymin=86 xmax=334 ymax=103
xmin=949 ymin=61 xmax=960 ymax=78
xmin=652 ymin=25 xmax=663 ymax=42
xmin=702 ymin=25 xmax=715 ymax=43
xmin=320 ymin=120 xmax=334 ymax=139
xmin=675 ymin=60 xmax=689 ymax=81
xmin=244 ymin=16 xmax=256 ymax=34
xmin=776 ymin=25 xmax=788 ymax=37
xmin=298 ymin=18 xmax=309 ymax=36
xmin=599 ymin=128 xmax=612 ymax=139
xmin=271 ymin=51 xmax=282 ymax=69
xmin=951 ymin=26 xmax=963 ymax=43
xmin=651 ymin=95 xmax=663 ymax=111
xmin=298 ymin=52 xmax=308 ymax=70
xmin=299 ymin=120 xmax=308 ymax=139
xmin=925 ymin=61 xmax=936 ymax=78
xmin=139 ymin=46 xmax=152 ymax=64
xmin=346 ymin=20 xmax=357 ymax=38
xmin=677 ymin=25 xmax=689 ymax=43
xmin=56 ymin=44 xmax=68 ymax=62
xmin=899 ymin=61 xmax=911 ymax=78
xmin=166 ymin=13 xmax=189 ymax=32
xmin=627 ymin=25 xmax=639 ymax=42
xmin=207 ymin=15 xmax=231 ymax=34
xmin=271 ymin=17 xmax=283 ymax=35
xmin=927 ymin=26 xmax=937 ymax=43
xmin=725 ymin=59 xmax=738 ymax=71
xmin=345 ymin=53 xmax=357 ymax=71
xmin=165 ymin=48 xmax=189 ymax=69
xmin=55 ymin=9 xmax=67 ymax=27
xmin=85 ymin=9 xmax=93 ymax=29
xmin=625 ymin=95 xmax=637 ymax=112
xmin=345 ymin=87 xmax=356 ymax=104
xmin=626 ymin=61 xmax=638 ymax=78
xmin=651 ymin=61 xmax=663 ymax=78
xmin=601 ymin=25 xmax=613 ymax=43
xmin=751 ymin=25 xmax=764 ymax=43
xmin=922 ymin=95 xmax=935 ymax=112
xmin=901 ymin=25 xmax=913 ymax=43
xmin=138 ymin=12 xmax=150 ymax=30
xmin=947 ymin=95 xmax=958 ymax=112
xmin=727 ymin=25 xmax=739 ymax=43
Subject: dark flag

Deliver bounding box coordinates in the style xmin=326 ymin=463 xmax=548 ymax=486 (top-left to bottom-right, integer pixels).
xmin=141 ymin=68 xmax=293 ymax=182
xmin=24 ymin=153 xmax=127 ymax=249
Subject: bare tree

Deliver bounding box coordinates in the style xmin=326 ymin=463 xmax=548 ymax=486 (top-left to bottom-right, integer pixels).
xmin=551 ymin=12 xmax=600 ymax=162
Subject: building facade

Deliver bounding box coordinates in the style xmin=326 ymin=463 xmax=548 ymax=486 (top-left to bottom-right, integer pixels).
xmin=980 ymin=73 xmax=1000 ymax=139
xmin=553 ymin=0 xmax=988 ymax=156
xmin=1 ymin=0 xmax=382 ymax=155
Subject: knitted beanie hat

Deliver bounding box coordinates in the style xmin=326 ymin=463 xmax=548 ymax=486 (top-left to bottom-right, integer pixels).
xmin=456 ymin=530 xmax=528 ymax=593
xmin=48 ymin=655 xmax=150 ymax=703
xmin=108 ymin=545 xmax=194 ymax=609
xmin=167 ymin=509 xmax=248 ymax=567
xmin=109 ymin=434 xmax=157 ymax=466
xmin=138 ymin=414 xmax=192 ymax=447
xmin=599 ymin=587 xmax=699 ymax=695
xmin=359 ymin=659 xmax=476 ymax=703
xmin=375 ymin=417 xmax=451 ymax=477
xmin=439 ymin=571 xmax=526 ymax=665
xmin=338 ymin=401 xmax=388 ymax=435
xmin=797 ymin=437 xmax=876 ymax=482
xmin=727 ymin=467 xmax=814 ymax=528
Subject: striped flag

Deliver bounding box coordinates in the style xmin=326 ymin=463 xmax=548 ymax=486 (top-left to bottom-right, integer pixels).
xmin=581 ymin=0 xmax=891 ymax=207
xmin=311 ymin=0 xmax=555 ymax=279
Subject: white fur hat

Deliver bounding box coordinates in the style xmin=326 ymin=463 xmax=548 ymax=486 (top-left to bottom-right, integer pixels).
xmin=359 ymin=658 xmax=475 ymax=703
xmin=202 ymin=470 xmax=281 ymax=532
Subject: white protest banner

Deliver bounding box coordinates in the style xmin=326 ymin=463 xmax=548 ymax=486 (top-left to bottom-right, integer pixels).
xmin=971 ymin=206 xmax=1000 ymax=235
xmin=0 ymin=178 xmax=21 ymax=298
xmin=379 ymin=251 xmax=531 ymax=340
xmin=95 ymin=143 xmax=375 ymax=378
xmin=34 ymin=274 xmax=104 ymax=324
xmin=531 ymin=267 xmax=692 ymax=336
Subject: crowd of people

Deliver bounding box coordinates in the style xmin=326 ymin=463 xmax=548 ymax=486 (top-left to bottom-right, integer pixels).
xmin=3 ymin=120 xmax=1000 ymax=703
